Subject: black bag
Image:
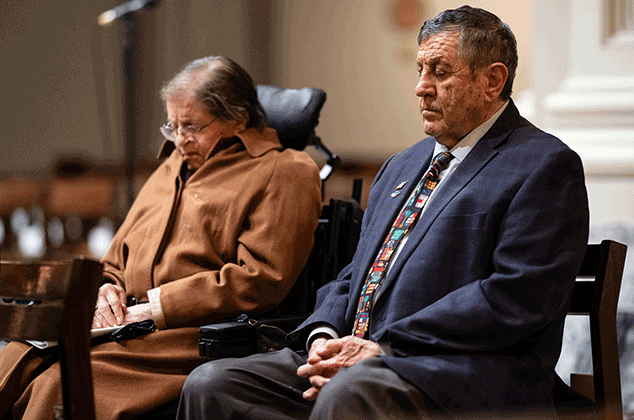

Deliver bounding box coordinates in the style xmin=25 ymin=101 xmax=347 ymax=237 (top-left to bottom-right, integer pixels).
xmin=198 ymin=314 xmax=305 ymax=358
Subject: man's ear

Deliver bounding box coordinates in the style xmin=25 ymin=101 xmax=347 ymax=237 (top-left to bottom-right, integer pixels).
xmin=483 ymin=63 xmax=508 ymax=102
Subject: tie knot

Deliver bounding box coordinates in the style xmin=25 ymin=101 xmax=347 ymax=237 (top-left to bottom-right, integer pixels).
xmin=426 ymin=152 xmax=454 ymax=181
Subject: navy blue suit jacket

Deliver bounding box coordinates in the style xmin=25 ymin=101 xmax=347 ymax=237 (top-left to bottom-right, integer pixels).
xmin=296 ymin=100 xmax=589 ymax=415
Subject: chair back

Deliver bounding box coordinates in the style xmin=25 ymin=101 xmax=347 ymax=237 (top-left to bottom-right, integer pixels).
xmin=257 ymin=85 xmax=340 ymax=186
xmin=0 ymin=256 xmax=102 ymax=420
xmin=256 ymin=85 xmax=326 ymax=151
xmin=563 ymin=239 xmax=627 ymax=420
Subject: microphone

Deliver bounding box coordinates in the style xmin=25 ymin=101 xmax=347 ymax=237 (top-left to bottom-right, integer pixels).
xmin=98 ymin=0 xmax=159 ymax=26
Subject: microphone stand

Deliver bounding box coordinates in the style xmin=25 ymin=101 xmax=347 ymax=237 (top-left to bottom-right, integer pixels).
xmin=98 ymin=0 xmax=160 ymax=212
xmin=122 ymin=13 xmax=136 ymax=213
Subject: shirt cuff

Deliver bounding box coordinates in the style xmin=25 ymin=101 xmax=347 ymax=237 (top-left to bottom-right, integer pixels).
xmin=147 ymin=287 xmax=167 ymax=330
xmin=306 ymin=326 xmax=339 ymax=352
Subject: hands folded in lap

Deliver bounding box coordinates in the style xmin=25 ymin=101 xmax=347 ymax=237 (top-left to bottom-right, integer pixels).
xmin=297 ymin=336 xmax=381 ymax=401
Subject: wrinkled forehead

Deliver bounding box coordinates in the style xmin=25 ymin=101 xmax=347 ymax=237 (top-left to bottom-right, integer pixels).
xmin=416 ymin=32 xmax=462 ymax=65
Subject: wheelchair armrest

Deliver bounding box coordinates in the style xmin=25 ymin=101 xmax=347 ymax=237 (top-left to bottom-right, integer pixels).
xmin=198 ymin=315 xmax=308 ymax=358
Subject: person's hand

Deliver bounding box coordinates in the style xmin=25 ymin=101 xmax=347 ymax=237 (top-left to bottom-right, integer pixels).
xmin=121 ymin=303 xmax=153 ymax=325
xmin=92 ymin=283 xmax=127 ymax=328
xmin=297 ymin=335 xmax=381 ymax=401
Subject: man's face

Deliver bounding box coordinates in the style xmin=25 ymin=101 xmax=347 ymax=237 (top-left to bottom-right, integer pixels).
xmin=415 ymin=32 xmax=489 ymax=148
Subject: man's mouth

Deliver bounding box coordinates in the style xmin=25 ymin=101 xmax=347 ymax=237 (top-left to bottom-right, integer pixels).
xmin=422 ymin=109 xmax=441 ymax=118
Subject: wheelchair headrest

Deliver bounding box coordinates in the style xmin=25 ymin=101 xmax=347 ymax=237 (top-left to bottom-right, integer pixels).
xmin=256 ymin=85 xmax=327 ymax=151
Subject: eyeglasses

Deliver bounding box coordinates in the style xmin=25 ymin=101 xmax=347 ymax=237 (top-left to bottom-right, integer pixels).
xmin=160 ymin=120 xmax=213 ymax=141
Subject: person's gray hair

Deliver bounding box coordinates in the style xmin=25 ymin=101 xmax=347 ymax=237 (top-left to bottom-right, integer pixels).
xmin=160 ymin=56 xmax=266 ymax=130
xmin=417 ymin=5 xmax=518 ymax=101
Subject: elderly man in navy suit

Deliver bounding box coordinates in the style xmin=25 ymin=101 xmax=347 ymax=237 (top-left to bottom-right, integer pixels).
xmin=177 ymin=5 xmax=589 ymax=419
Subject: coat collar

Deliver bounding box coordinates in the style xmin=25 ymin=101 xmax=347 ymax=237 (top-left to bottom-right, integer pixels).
xmin=156 ymin=126 xmax=284 ymax=184
xmin=157 ymin=126 xmax=283 ymax=160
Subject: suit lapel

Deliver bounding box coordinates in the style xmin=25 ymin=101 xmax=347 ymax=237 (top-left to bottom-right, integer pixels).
xmin=375 ymin=101 xmax=521 ymax=301
xmin=354 ymin=143 xmax=435 ymax=292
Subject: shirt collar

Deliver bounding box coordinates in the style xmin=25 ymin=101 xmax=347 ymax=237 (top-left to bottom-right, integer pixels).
xmin=433 ymin=100 xmax=509 ymax=162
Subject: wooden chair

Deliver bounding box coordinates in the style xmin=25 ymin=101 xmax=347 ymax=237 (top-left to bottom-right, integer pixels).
xmin=0 ymin=256 xmax=103 ymax=420
xmin=555 ymin=239 xmax=628 ymax=420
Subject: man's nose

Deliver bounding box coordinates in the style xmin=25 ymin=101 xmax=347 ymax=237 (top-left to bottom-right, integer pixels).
xmin=415 ymin=73 xmax=435 ymax=98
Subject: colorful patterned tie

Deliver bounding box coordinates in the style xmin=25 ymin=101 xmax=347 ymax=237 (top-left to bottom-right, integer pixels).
xmin=352 ymin=151 xmax=454 ymax=338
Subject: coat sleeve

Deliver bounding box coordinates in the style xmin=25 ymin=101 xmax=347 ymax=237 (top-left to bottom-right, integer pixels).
xmin=157 ymin=152 xmax=322 ymax=328
xmin=380 ymin=146 xmax=589 ymax=355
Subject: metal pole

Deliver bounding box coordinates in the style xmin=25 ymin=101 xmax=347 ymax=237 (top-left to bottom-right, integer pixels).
xmin=121 ymin=14 xmax=136 ymax=211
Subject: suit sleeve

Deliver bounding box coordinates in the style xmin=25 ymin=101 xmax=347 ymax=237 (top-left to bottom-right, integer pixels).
xmin=293 ymin=154 xmax=396 ymax=338
xmin=380 ymin=146 xmax=589 ymax=355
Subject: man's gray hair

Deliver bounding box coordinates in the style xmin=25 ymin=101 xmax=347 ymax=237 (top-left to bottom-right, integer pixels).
xmin=418 ymin=5 xmax=518 ymax=101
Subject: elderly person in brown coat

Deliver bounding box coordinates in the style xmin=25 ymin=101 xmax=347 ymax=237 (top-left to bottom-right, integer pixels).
xmin=0 ymin=56 xmax=322 ymax=419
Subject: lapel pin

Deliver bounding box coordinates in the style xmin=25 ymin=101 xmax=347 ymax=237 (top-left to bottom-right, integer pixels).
xmin=391 ymin=181 xmax=408 ymax=197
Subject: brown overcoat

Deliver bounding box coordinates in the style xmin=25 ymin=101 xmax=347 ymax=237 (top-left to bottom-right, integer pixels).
xmin=0 ymin=127 xmax=322 ymax=419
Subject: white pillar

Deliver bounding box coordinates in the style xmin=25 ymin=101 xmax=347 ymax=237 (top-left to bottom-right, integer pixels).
xmin=528 ymin=0 xmax=634 ymax=227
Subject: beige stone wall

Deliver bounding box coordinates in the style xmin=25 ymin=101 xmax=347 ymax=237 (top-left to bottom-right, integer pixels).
xmin=0 ymin=0 xmax=533 ymax=176
xmin=267 ymin=0 xmax=533 ymax=164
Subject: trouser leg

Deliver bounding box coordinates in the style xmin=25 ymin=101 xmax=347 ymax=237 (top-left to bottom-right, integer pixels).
xmin=309 ymin=357 xmax=447 ymax=420
xmin=177 ymin=348 xmax=313 ymax=420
